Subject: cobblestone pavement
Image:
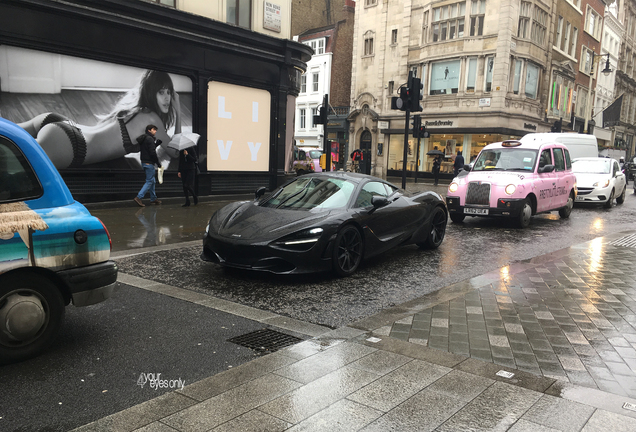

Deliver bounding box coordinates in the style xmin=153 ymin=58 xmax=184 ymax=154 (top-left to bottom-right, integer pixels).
xmin=373 ymin=232 xmax=636 ymax=398
xmin=71 ymin=232 xmax=636 ymax=431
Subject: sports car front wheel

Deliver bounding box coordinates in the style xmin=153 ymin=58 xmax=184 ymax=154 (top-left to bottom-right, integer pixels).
xmin=333 ymin=225 xmax=363 ymax=277
xmin=418 ymin=207 xmax=447 ymax=249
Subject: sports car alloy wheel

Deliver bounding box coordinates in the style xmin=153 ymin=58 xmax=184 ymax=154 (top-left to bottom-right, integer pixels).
xmin=419 ymin=207 xmax=447 ymax=249
xmin=333 ymin=225 xmax=363 ymax=276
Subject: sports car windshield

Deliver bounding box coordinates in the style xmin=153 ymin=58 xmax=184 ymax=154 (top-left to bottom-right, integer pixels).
xmin=572 ymin=159 xmax=611 ymax=174
xmin=260 ymin=177 xmax=356 ymax=210
xmin=472 ymin=148 xmax=538 ymax=172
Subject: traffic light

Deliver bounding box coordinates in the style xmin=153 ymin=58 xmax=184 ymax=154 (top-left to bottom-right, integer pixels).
xmin=391 ymin=87 xmax=409 ymax=111
xmin=412 ymin=115 xmax=422 ymax=138
xmin=408 ymin=75 xmax=423 ymax=112
xmin=551 ymin=118 xmax=562 ymax=132
xmin=419 ymin=125 xmax=429 ymax=138
xmin=313 ymin=106 xmax=328 ymax=125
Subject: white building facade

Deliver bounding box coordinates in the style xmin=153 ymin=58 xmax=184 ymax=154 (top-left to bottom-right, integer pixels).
xmin=294 ymin=37 xmax=333 ymax=148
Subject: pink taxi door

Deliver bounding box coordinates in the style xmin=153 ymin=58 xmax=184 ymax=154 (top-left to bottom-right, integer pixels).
xmin=535 ymin=147 xmax=558 ymax=212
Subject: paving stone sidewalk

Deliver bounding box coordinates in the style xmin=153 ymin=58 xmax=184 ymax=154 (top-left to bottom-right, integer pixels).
xmin=72 ymin=232 xmax=636 ymax=431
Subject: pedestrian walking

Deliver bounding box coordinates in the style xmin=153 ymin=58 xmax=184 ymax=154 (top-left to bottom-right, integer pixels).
xmin=453 ymin=150 xmax=465 ymax=176
xmin=432 ymin=154 xmax=442 ymax=186
xmin=134 ymin=124 xmax=162 ymax=207
xmin=178 ymin=146 xmax=199 ymax=207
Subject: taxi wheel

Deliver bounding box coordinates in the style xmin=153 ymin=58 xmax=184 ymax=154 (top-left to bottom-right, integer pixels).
xmin=558 ymin=193 xmax=574 ymax=219
xmin=0 ymin=274 xmax=65 ymax=365
xmin=450 ymin=213 xmax=465 ymax=223
xmin=419 ymin=207 xmax=447 ymax=249
xmin=333 ymin=225 xmax=364 ymax=277
xmin=604 ymin=189 xmax=615 ymax=208
xmin=516 ymin=199 xmax=532 ymax=228
xmin=617 ymin=186 xmax=626 ymax=205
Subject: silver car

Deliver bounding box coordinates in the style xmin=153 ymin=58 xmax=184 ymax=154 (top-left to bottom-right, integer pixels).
xmin=572 ymin=157 xmax=627 ymax=208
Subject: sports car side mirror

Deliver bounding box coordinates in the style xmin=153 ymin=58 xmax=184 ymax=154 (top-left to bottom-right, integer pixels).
xmin=538 ymin=164 xmax=555 ymax=173
xmin=371 ymin=196 xmax=389 ymax=208
xmin=255 ymin=187 xmax=267 ymax=200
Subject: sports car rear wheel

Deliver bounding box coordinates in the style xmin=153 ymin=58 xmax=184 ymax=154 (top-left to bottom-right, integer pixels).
xmin=419 ymin=207 xmax=447 ymax=249
xmin=333 ymin=225 xmax=363 ymax=277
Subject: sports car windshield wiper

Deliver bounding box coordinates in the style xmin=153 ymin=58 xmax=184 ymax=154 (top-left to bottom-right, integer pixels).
xmin=275 ymin=185 xmax=310 ymax=209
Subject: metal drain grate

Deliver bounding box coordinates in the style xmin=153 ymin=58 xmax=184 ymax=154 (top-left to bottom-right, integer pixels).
xmin=610 ymin=234 xmax=636 ymax=248
xmin=228 ymin=328 xmax=303 ymax=354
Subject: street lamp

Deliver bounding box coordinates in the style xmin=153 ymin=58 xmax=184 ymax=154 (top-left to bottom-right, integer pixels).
xmin=584 ymin=51 xmax=613 ymax=134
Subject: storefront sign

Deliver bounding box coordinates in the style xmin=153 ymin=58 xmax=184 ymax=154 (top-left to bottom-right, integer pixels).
xmin=524 ymin=123 xmax=537 ymax=130
xmin=425 ymin=120 xmax=454 ymax=127
xmin=378 ymin=121 xmax=389 ymax=129
xmin=479 ymin=98 xmax=491 ymax=107
xmin=264 ymin=1 xmax=282 ymax=33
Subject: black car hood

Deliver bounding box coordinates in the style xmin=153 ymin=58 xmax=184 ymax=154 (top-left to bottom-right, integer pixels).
xmin=215 ymin=201 xmax=333 ymax=241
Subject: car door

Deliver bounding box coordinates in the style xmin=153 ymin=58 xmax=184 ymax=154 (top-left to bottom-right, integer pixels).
xmin=535 ymin=147 xmax=558 ymax=212
xmin=613 ymin=159 xmax=626 ymax=196
xmin=551 ymin=147 xmax=572 ymax=208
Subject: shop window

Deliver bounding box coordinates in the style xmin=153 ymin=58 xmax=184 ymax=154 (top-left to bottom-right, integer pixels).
xmin=549 ymin=74 xmax=574 ymax=118
xmin=484 ymin=57 xmax=494 ymax=92
xmin=300 ymin=108 xmax=306 ymax=129
xmin=430 ymin=59 xmax=460 ymax=95
xmin=364 ymin=31 xmax=375 ymax=56
xmin=227 ymin=0 xmax=251 ymax=29
xmin=432 ymin=2 xmax=465 ymax=42
xmin=466 ymin=58 xmax=477 ymax=92
xmin=512 ymin=60 xmax=522 ymax=94
xmin=300 ymin=75 xmax=306 ymax=93
xmin=525 ymin=63 xmax=539 ymax=99
xmin=470 ymin=0 xmax=485 ymax=37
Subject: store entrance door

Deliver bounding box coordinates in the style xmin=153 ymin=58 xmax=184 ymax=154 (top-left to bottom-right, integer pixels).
xmin=360 ymin=130 xmax=372 ymax=174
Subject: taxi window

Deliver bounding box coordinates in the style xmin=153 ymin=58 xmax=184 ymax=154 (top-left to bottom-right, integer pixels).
xmin=564 ymin=149 xmax=572 ymax=169
xmin=355 ymin=181 xmax=389 ymax=208
xmin=538 ymin=149 xmax=552 ymax=169
xmin=553 ymin=148 xmax=565 ymax=171
xmin=0 ymin=136 xmax=43 ymax=203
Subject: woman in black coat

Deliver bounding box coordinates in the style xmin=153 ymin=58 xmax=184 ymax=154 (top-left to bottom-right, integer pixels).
xmin=177 ymin=146 xmax=198 ymax=207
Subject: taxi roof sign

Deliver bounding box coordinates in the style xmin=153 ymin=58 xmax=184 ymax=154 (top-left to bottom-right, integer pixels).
xmin=501 ymin=140 xmax=522 ymax=147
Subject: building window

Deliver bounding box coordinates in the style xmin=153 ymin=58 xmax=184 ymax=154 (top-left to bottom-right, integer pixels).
xmin=569 ymin=27 xmax=578 ymax=57
xmin=555 ymin=16 xmax=563 ymax=49
xmin=311 ymin=107 xmax=318 ymax=128
xmin=531 ymin=6 xmax=548 ymax=45
xmin=317 ymin=39 xmax=325 ymax=54
xmin=300 ymin=109 xmax=306 ymax=129
xmin=470 ymin=0 xmax=485 ymax=37
xmin=466 ymin=57 xmax=477 ymax=92
xmin=512 ymin=59 xmax=522 ymax=94
xmin=388 ymin=81 xmax=395 ymax=95
xmin=432 ymin=2 xmax=466 ymax=42
xmin=300 ymin=75 xmax=306 ymax=93
xmin=484 ymin=56 xmax=494 ymax=92
xmin=312 ymin=73 xmax=319 ymax=92
xmin=149 ymin=0 xmax=176 ymax=6
xmin=430 ymin=59 xmax=460 ymax=95
xmin=422 ymin=10 xmax=429 ymax=44
xmin=525 ymin=63 xmax=539 ymax=99
xmin=549 ymin=74 xmax=574 ymax=118
xmin=392 ymin=29 xmax=398 ymax=45
xmin=411 ymin=66 xmax=418 ymax=78
xmin=586 ymin=6 xmax=602 ymax=40
xmin=365 ymin=0 xmax=377 ymax=6
xmin=580 ymin=46 xmax=593 ymax=75
xmin=364 ymin=31 xmax=375 ymax=56
xmin=518 ymin=2 xmax=531 ymax=39
xmin=576 ymin=87 xmax=588 ymax=118
xmin=227 ymin=0 xmax=251 ymax=29
xmin=562 ymin=22 xmax=571 ymax=52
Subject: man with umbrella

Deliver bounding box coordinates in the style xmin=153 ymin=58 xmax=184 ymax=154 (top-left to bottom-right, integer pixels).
xmin=427 ymin=148 xmax=444 ymax=186
xmin=171 ymin=132 xmax=201 ymax=207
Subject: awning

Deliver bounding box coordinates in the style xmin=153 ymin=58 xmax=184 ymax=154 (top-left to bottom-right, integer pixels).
xmin=603 ymin=95 xmax=623 ymax=127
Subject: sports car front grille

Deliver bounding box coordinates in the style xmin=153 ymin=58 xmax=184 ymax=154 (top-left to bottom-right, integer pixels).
xmin=466 ymin=182 xmax=491 ymax=205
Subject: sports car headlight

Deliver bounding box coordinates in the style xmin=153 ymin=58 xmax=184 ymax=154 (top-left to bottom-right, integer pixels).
xmin=448 ymin=182 xmax=459 ymax=193
xmin=593 ymin=179 xmax=610 ymax=188
xmin=505 ymin=184 xmax=516 ymax=195
xmin=271 ymin=227 xmax=324 ymax=251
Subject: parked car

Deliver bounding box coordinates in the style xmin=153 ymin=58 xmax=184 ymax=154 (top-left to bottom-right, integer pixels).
xmin=572 ymin=157 xmax=627 ymax=207
xmin=201 ymin=172 xmax=447 ymax=276
xmin=446 ymin=139 xmax=576 ymax=228
xmin=292 ymin=146 xmax=314 ymax=176
xmin=0 ymin=118 xmax=117 ymax=364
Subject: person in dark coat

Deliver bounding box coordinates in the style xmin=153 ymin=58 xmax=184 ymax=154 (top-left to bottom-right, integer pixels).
xmin=134 ymin=124 xmax=162 ymax=207
xmin=178 ymin=146 xmax=198 ymax=207
xmin=453 ymin=150 xmax=465 ymax=176
xmin=432 ymin=154 xmax=442 ymax=186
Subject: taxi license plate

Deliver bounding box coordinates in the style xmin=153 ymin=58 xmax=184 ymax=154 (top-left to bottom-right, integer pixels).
xmin=465 ymin=208 xmax=489 ymax=215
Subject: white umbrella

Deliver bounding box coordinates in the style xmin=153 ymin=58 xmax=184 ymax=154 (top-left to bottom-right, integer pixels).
xmin=167 ymin=133 xmax=200 ymax=151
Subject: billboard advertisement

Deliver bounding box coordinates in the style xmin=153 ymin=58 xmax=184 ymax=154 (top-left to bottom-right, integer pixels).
xmin=0 ymin=45 xmax=192 ymax=171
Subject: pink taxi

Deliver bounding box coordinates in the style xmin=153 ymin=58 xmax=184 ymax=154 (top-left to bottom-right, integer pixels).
xmin=446 ymin=140 xmax=576 ymax=228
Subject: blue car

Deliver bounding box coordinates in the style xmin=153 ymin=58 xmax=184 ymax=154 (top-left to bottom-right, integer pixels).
xmin=0 ymin=118 xmax=117 ymax=364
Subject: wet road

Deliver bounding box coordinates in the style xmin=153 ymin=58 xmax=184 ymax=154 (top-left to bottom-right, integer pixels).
xmin=112 ymin=181 xmax=636 ymax=329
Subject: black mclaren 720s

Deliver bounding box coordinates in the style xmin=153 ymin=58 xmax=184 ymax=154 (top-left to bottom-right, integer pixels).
xmin=201 ymin=172 xmax=448 ymax=276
